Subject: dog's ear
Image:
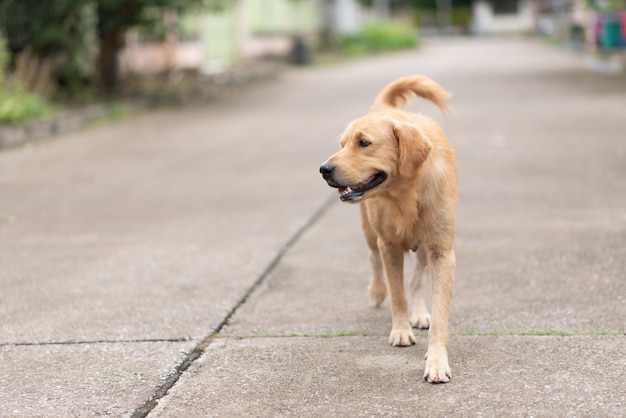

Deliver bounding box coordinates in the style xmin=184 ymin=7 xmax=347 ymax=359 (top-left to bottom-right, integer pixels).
xmin=393 ymin=122 xmax=432 ymax=178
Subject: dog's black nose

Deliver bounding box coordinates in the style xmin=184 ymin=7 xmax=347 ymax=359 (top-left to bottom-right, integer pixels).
xmin=319 ymin=163 xmax=335 ymax=176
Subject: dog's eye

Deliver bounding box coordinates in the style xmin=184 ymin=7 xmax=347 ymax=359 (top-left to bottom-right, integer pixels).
xmin=357 ymin=138 xmax=371 ymax=148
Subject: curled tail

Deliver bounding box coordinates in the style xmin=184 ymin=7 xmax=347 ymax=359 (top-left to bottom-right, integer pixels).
xmin=370 ymin=75 xmax=452 ymax=113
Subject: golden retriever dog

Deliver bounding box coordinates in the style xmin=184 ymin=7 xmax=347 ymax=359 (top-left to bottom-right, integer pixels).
xmin=319 ymin=76 xmax=457 ymax=383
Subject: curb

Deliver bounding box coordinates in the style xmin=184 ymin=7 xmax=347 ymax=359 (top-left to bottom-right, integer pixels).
xmin=0 ymin=106 xmax=107 ymax=150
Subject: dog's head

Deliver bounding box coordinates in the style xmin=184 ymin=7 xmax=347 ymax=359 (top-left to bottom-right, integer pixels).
xmin=320 ymin=112 xmax=432 ymax=203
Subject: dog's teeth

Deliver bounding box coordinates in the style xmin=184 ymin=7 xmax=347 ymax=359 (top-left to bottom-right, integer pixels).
xmin=340 ymin=186 xmax=354 ymax=196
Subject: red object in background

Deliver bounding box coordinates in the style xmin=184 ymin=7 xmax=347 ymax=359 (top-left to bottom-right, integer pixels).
xmin=592 ymin=12 xmax=601 ymax=42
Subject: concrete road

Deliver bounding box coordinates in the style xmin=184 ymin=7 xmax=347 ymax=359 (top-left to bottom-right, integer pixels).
xmin=1 ymin=38 xmax=625 ymax=417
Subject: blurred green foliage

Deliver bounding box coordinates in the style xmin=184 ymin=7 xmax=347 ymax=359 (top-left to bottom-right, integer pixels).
xmin=0 ymin=0 xmax=203 ymax=96
xmin=0 ymin=85 xmax=51 ymax=124
xmin=0 ymin=0 xmax=87 ymax=56
xmin=587 ymin=0 xmax=626 ymax=11
xmin=0 ymin=33 xmax=51 ymax=124
xmin=0 ymin=33 xmax=8 ymax=83
xmin=339 ymin=22 xmax=419 ymax=56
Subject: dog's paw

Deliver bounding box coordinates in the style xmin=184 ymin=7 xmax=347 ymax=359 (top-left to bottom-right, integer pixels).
xmin=389 ymin=327 xmax=415 ymax=347
xmin=423 ymin=351 xmax=451 ymax=383
xmin=410 ymin=312 xmax=431 ymax=329
xmin=368 ymin=281 xmax=387 ymax=307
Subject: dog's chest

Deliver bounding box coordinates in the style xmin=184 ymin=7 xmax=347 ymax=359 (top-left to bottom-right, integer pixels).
xmin=365 ymin=201 xmax=423 ymax=250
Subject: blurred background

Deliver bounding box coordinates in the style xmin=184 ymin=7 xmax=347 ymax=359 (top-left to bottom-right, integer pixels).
xmin=0 ymin=0 xmax=625 ymax=128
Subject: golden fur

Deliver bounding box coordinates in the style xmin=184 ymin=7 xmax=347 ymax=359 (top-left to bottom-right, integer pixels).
xmin=320 ymin=75 xmax=457 ymax=383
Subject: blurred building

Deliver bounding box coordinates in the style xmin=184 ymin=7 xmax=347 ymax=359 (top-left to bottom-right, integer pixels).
xmin=470 ymin=0 xmax=626 ymax=53
xmin=119 ymin=0 xmax=369 ymax=76
xmin=531 ymin=0 xmax=626 ymax=51
xmin=532 ymin=0 xmax=584 ymax=39
xmin=471 ymin=1 xmax=534 ymax=35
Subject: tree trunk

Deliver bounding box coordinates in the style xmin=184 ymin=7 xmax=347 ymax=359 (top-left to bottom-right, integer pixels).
xmin=97 ymin=28 xmax=122 ymax=95
xmin=96 ymin=0 xmax=141 ymax=95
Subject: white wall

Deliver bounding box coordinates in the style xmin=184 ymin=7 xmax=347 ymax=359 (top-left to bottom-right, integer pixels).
xmin=334 ymin=0 xmax=362 ymax=35
xmin=471 ymin=1 xmax=533 ymax=35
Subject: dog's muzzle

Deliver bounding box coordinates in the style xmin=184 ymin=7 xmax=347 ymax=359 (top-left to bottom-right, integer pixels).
xmin=319 ymin=163 xmax=387 ymax=202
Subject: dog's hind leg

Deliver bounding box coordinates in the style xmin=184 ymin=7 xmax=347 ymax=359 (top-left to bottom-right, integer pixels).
xmin=360 ymin=205 xmax=386 ymax=306
xmin=410 ymin=246 xmax=431 ymax=329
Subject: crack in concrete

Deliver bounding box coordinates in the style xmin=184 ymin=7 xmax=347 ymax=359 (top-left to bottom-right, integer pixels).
xmin=0 ymin=338 xmax=191 ymax=347
xmin=2 ymin=329 xmax=619 ymax=348
xmin=131 ymin=194 xmax=337 ymax=418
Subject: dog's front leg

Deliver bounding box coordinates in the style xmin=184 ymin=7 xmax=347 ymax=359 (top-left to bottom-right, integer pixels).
xmin=378 ymin=240 xmax=415 ymax=346
xmin=424 ymin=248 xmax=455 ymax=383
xmin=361 ymin=205 xmax=387 ymax=306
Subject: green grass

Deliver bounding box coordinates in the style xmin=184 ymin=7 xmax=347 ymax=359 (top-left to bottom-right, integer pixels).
xmin=339 ymin=22 xmax=419 ymax=57
xmin=312 ymin=331 xmax=358 ymax=338
xmin=102 ymin=102 xmax=132 ymax=121
xmin=217 ymin=329 xmax=623 ymax=341
xmin=226 ymin=331 xmax=361 ymax=340
xmin=87 ymin=102 xmax=134 ymax=127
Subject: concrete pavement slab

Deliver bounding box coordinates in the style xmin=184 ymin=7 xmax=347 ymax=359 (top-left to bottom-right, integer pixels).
xmin=151 ymin=335 xmax=625 ymax=417
xmin=0 ymin=340 xmax=192 ymax=416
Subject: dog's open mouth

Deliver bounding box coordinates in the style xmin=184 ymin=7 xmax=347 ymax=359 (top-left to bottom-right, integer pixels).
xmin=337 ymin=172 xmax=387 ymax=202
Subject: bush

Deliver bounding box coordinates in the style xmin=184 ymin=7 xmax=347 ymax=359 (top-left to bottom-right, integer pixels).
xmin=0 ymin=35 xmax=52 ymax=124
xmin=339 ymin=22 xmax=419 ymax=56
xmin=0 ymin=85 xmax=51 ymax=124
